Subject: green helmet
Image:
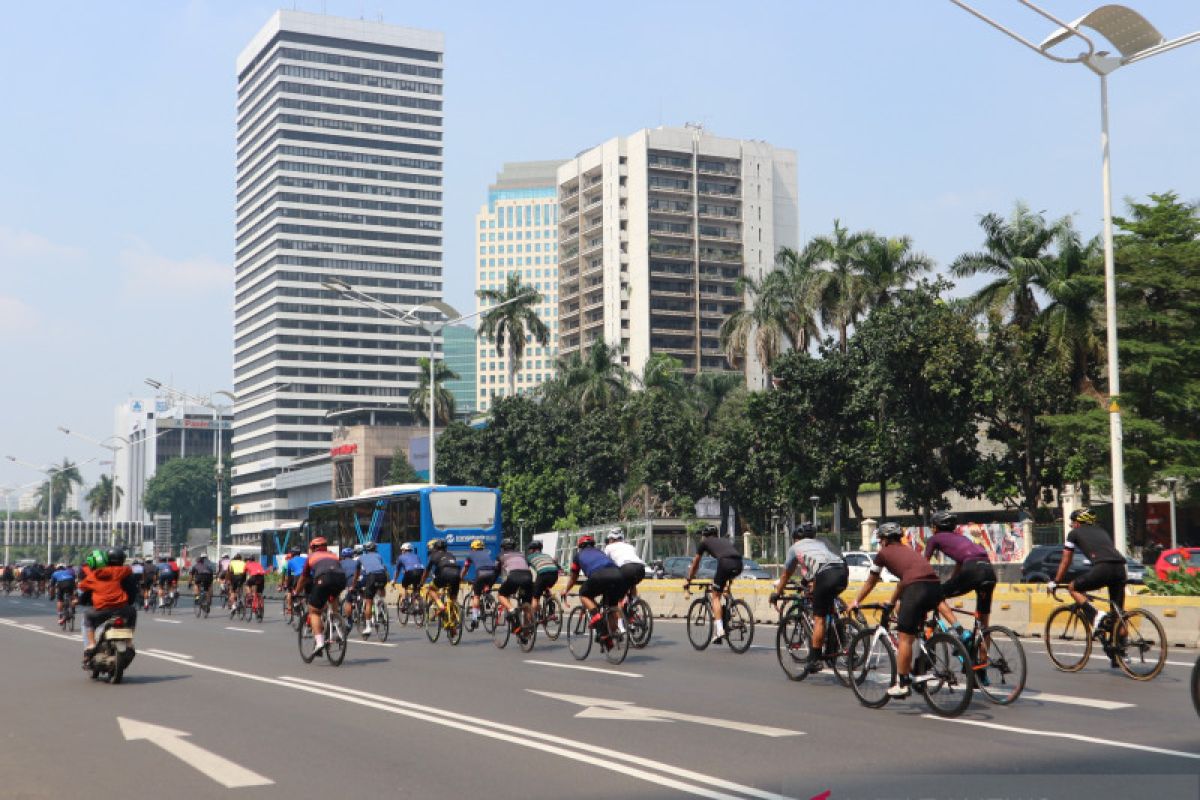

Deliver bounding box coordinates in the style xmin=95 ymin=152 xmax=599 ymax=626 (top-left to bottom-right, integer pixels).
xmin=85 ymin=549 xmax=108 ymax=570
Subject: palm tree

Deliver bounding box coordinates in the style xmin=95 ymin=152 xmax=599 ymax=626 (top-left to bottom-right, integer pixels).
xmin=689 ymin=371 xmax=744 ymax=431
xmin=409 ymin=357 xmax=459 ymax=425
xmin=950 ymin=202 xmax=1064 ymax=330
xmin=85 ymin=474 xmax=123 ymax=521
xmin=805 ymin=220 xmax=874 ymax=352
xmin=560 ymin=340 xmax=630 ymax=413
xmin=477 ymin=273 xmax=550 ymax=398
xmin=34 ymin=458 xmax=84 ymax=517
xmin=638 ymin=353 xmax=686 ymax=395
xmin=772 ymin=246 xmax=821 ymax=353
xmin=1038 ymin=227 xmax=1104 ymax=396
xmin=858 ymin=234 xmax=934 ymax=307
xmin=718 ymin=273 xmax=790 ymax=372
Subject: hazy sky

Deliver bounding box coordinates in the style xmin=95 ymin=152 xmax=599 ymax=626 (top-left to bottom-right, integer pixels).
xmin=2 ymin=0 xmax=1198 ymax=492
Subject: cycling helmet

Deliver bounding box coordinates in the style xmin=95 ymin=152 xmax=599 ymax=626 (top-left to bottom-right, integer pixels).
xmin=792 ymin=522 xmax=816 ymax=540
xmin=526 ymin=540 xmax=543 ymax=552
xmin=930 ymin=511 xmax=958 ymax=532
xmin=429 ymin=538 xmax=447 ymax=551
xmin=500 ymin=538 xmax=516 ymax=551
xmin=106 ymin=549 xmax=127 ymax=567
xmin=340 ymin=547 xmax=355 ymax=559
xmin=399 ymin=542 xmax=414 ymax=553
xmin=85 ymin=550 xmax=107 ymax=570
xmin=352 ymin=544 xmax=364 ymax=556
xmin=1070 ymin=507 xmax=1098 ymax=526
xmin=470 ymin=539 xmax=485 ymax=550
xmin=232 ymin=553 xmax=243 ymax=560
xmin=605 ymin=529 xmax=623 ymax=543
xmin=577 ymin=535 xmax=595 ymax=548
xmin=700 ymin=524 xmax=720 ymax=537
xmin=309 ymin=537 xmax=328 ymax=551
xmin=363 ymin=541 xmax=377 ymax=552
xmin=55 ymin=563 xmax=66 ymax=570
xmin=197 ymin=553 xmax=208 ymax=561
xmin=877 ymin=522 xmax=903 ymax=541
xmin=288 ymin=546 xmax=302 ymax=556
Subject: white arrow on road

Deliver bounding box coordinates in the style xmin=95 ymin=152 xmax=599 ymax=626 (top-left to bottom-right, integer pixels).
xmin=117 ymin=717 xmax=273 ymax=788
xmin=528 ymin=691 xmax=802 ymax=738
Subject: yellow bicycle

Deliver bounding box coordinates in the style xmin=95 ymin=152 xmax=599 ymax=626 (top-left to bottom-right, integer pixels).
xmin=423 ymin=585 xmax=463 ymax=645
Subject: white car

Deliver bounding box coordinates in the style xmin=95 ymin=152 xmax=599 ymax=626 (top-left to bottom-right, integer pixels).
xmin=843 ymin=551 xmax=898 ymax=583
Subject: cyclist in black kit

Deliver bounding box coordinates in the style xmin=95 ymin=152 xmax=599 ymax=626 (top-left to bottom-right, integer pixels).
xmin=1050 ymin=508 xmax=1127 ymax=641
xmin=684 ymin=525 xmax=743 ymax=646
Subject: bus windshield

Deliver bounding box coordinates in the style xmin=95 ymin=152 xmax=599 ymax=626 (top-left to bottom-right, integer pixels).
xmin=430 ymin=490 xmax=498 ymax=530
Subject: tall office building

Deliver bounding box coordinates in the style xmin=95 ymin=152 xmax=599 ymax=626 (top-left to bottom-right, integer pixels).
xmin=474 ymin=161 xmax=565 ymax=413
xmin=442 ymin=324 xmax=477 ymax=418
xmin=231 ymin=11 xmax=444 ymax=537
xmin=557 ymin=126 xmax=797 ymax=388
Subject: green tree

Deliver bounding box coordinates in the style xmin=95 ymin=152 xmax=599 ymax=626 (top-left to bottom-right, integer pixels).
xmin=386 ymin=450 xmax=421 ymax=485
xmin=858 ymin=234 xmax=934 ymax=308
xmin=143 ymin=456 xmax=222 ymax=541
xmin=85 ymin=474 xmax=123 ymax=521
xmin=638 ymin=353 xmax=686 ymax=395
xmin=409 ymin=357 xmax=459 ymax=425
xmin=719 ymin=270 xmax=792 ymax=373
xmin=806 ymin=220 xmax=873 ymax=352
xmin=560 ymin=340 xmax=630 ymax=413
xmin=34 ymin=458 xmax=84 ymax=517
xmin=477 ymin=273 xmax=549 ymax=398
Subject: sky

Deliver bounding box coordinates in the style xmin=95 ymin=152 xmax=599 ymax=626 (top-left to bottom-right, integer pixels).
xmin=2 ymin=0 xmax=1198 ymax=494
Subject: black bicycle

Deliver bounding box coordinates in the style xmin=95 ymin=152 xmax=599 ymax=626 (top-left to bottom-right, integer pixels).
xmin=59 ymin=597 xmax=77 ymax=632
xmin=684 ymin=580 xmax=754 ymax=654
xmin=492 ymin=598 xmax=537 ymax=653
xmin=621 ymin=592 xmax=653 ymax=649
xmin=533 ymin=589 xmax=563 ymax=640
xmin=1045 ymin=588 xmax=1166 ymax=681
xmin=565 ymin=594 xmax=629 ymax=665
xmin=193 ymin=585 xmax=212 ymax=618
xmin=773 ymin=582 xmax=859 ymax=684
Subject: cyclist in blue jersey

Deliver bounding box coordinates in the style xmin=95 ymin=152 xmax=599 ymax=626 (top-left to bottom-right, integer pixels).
xmin=463 ymin=539 xmax=497 ymax=630
xmin=560 ymin=535 xmax=626 ymax=635
xmin=283 ymin=547 xmax=307 ymax=612
xmin=357 ymin=542 xmax=389 ymax=637
xmin=392 ymin=543 xmax=423 ymax=608
xmin=50 ymin=563 xmax=77 ymax=625
xmin=155 ymin=556 xmax=177 ymax=608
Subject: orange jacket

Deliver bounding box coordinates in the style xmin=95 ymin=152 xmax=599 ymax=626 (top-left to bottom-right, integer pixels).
xmin=79 ymin=565 xmax=134 ymax=610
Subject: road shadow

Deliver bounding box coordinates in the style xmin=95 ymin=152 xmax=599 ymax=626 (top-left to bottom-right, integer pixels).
xmin=120 ymin=673 xmax=191 ymax=685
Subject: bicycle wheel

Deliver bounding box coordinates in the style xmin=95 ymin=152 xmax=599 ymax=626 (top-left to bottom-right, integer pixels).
xmin=1191 ymin=656 xmax=1199 ymax=717
xmin=776 ymin=610 xmax=814 ymax=681
xmin=256 ymin=597 xmax=265 ymax=622
xmin=567 ymin=606 xmax=592 ymax=660
xmin=374 ymin=604 xmax=390 ymax=642
xmin=325 ymin=614 xmax=347 ymax=666
xmin=1114 ymin=608 xmax=1167 ymax=681
xmin=627 ymin=598 xmax=653 ymax=649
xmin=1044 ymin=605 xmax=1092 ymax=672
xmin=195 ymin=597 xmax=203 ymax=618
xmin=542 ymin=597 xmax=562 ymax=641
xmin=492 ymin=609 xmax=511 ymax=649
xmin=975 ymin=625 xmax=1027 ymax=704
xmin=724 ymin=599 xmax=754 ymax=654
xmin=395 ymin=595 xmax=407 ymax=625
xmin=283 ymin=596 xmax=294 ymax=625
xmin=918 ymin=632 xmax=974 ymax=718
xmin=847 ymin=628 xmax=895 ymax=708
xmin=830 ymin=617 xmax=862 ymax=688
xmin=292 ymin=601 xmax=306 ymax=631
xmin=481 ymin=593 xmax=498 ymax=634
xmin=446 ymin=600 xmax=463 ymax=645
xmin=685 ymin=597 xmax=713 ymax=651
xmin=298 ymin=617 xmax=317 ymax=663
xmin=603 ymin=617 xmax=630 ymax=665
xmin=518 ymin=604 xmax=537 ymax=653
xmin=68 ymin=610 xmax=76 ymax=633
xmin=424 ymin=600 xmax=442 ymax=643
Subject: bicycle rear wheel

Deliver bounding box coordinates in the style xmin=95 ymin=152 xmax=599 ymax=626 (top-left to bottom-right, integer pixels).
xmin=325 ymin=614 xmax=347 ymax=666
xmin=567 ymin=606 xmax=592 ymax=660
xmin=446 ymin=600 xmax=463 ymax=645
xmin=603 ymin=616 xmax=629 ymax=665
xmin=685 ymin=597 xmax=712 ymax=650
xmin=195 ymin=597 xmax=203 ymax=618
xmin=918 ymin=632 xmax=974 ymax=718
xmin=1114 ymin=608 xmax=1167 ymax=681
xmin=847 ymin=628 xmax=895 ymax=708
xmin=975 ymin=625 xmax=1026 ymax=704
xmin=542 ymin=596 xmax=562 ymax=641
xmin=1044 ymin=606 xmax=1091 ymax=672
xmin=724 ymin=599 xmax=754 ymax=654
xmin=492 ymin=609 xmax=511 ymax=649
xmin=424 ymin=600 xmax=442 ymax=643
xmin=627 ymin=598 xmax=653 ymax=649
xmin=298 ymin=618 xmax=317 ymax=663
xmin=518 ymin=605 xmax=537 ymax=653
xmin=374 ymin=604 xmax=390 ymax=642
xmin=776 ymin=611 xmax=814 ymax=681
xmin=830 ymin=617 xmax=862 ymax=688
xmin=481 ymin=593 xmax=498 ymax=634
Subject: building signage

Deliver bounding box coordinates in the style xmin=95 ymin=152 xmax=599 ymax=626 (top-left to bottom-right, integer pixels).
xmin=156 ymin=418 xmax=232 ymax=430
xmin=330 ymin=443 xmax=358 ymax=457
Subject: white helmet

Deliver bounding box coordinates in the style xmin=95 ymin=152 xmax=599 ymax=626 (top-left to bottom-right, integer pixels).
xmin=400 ymin=542 xmax=414 ymax=553
xmin=605 ymin=528 xmax=623 ymax=543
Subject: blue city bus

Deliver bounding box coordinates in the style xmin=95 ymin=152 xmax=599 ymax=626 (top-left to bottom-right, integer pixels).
xmin=302 ymin=483 xmax=503 ymax=577
xmin=258 ymin=522 xmax=308 ymax=570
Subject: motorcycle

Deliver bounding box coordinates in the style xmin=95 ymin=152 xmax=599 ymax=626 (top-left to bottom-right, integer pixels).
xmin=85 ymin=613 xmax=136 ymax=684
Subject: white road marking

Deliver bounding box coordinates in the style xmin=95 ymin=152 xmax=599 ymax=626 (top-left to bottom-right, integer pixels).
xmin=118 ymin=717 xmax=273 ymax=788
xmin=1021 ymin=690 xmax=1133 ymax=710
xmin=345 ymin=638 xmax=396 ymax=647
xmin=154 ymin=619 xmax=182 ymax=624
xmin=523 ymin=659 xmax=643 ymax=677
xmin=529 ymin=691 xmax=803 ymax=738
xmin=923 ymin=716 xmax=1200 ymax=761
xmin=145 ymin=648 xmax=194 ymax=660
xmin=1025 ymin=644 xmax=1195 ymax=668
xmin=225 ymin=626 xmax=263 ymax=634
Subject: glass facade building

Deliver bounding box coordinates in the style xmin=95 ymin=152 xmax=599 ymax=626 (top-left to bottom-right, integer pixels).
xmin=231 ymin=11 xmax=445 ymax=536
xmin=442 ymin=324 xmax=477 ymax=418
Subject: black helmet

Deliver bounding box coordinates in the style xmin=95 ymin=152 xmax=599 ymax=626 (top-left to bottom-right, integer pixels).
xmin=877 ymin=522 xmax=903 ymax=541
xmin=106 ymin=549 xmax=127 ymax=567
xmin=792 ymin=522 xmax=816 ymax=540
xmin=429 ymin=538 xmax=447 ymax=552
xmin=930 ymin=511 xmax=958 ymax=532
xmin=526 ymin=540 xmax=543 ymax=552
xmin=700 ymin=524 xmax=719 ymax=537
xmin=500 ymin=538 xmax=516 ymax=551
xmin=288 ymin=546 xmax=301 ymax=556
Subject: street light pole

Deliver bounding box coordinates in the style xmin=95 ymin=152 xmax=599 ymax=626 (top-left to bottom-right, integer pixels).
xmin=809 ymin=496 xmax=820 ymax=529
xmin=59 ymin=427 xmax=130 ymax=548
xmin=1165 ymin=477 xmax=1179 ymax=550
xmin=947 ymin=1 xmax=1200 ymax=553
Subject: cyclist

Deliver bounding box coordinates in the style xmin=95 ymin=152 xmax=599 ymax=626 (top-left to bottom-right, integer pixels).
xmin=1 ymin=563 xmax=13 ymax=593
xmin=1050 ymin=507 xmax=1127 ymax=640
xmin=421 ymin=538 xmax=461 ymax=616
xmin=603 ymin=529 xmax=646 ymax=601
xmin=217 ymin=552 xmax=232 ymax=602
xmin=244 ymin=556 xmax=266 ymax=614
xmin=155 ymin=556 xmax=177 ymax=608
xmin=684 ymin=525 xmax=743 ymax=646
xmin=283 ymin=546 xmax=307 ymax=611
xmin=495 ymin=538 xmax=534 ymax=628
xmin=293 ymin=537 xmax=346 ymax=657
xmin=357 ymin=542 xmax=389 ymax=637
xmin=463 ymin=538 xmax=497 ymax=630
xmin=849 ymin=521 xmax=944 ymax=698
xmin=50 ymin=563 xmax=77 ymax=625
xmin=560 ymin=535 xmax=626 ymax=636
xmin=140 ymin=558 xmax=156 ymax=609
xmin=227 ymin=553 xmax=247 ymax=611
xmin=770 ymin=523 xmax=849 ymax=674
xmin=526 ymin=540 xmax=561 ymax=616
xmin=338 ymin=547 xmax=362 ymax=626
xmin=923 ymin=511 xmax=996 ymax=634
xmin=79 ymin=549 xmax=139 ymax=663
xmin=190 ymin=554 xmax=215 ymax=608
xmin=392 ymin=542 xmax=424 ymax=610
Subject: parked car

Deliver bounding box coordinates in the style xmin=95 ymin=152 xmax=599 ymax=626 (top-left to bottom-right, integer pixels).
xmin=1153 ymin=547 xmax=1200 ymax=581
xmin=662 ymin=556 xmax=692 ymax=579
xmin=1125 ymin=556 xmax=1147 ymax=585
xmin=1022 ymin=545 xmax=1091 ymax=583
xmin=842 ymin=551 xmax=898 ymax=583
xmin=662 ymin=555 xmax=772 ymax=581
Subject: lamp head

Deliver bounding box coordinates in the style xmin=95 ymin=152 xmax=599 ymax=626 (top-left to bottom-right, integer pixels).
xmin=144 ymin=378 xmax=163 ymax=390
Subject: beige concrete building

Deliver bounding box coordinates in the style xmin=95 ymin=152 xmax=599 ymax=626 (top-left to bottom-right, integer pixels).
xmin=329 ymin=424 xmax=439 ymax=498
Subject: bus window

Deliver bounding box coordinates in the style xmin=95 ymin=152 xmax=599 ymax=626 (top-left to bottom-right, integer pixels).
xmin=310 ymin=506 xmax=340 ymax=543
xmin=429 ymin=491 xmax=498 ymax=530
xmin=382 ymin=496 xmax=416 ymax=549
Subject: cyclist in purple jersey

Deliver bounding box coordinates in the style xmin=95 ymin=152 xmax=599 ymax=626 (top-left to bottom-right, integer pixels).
xmin=495 ymin=539 xmax=534 ymax=627
xmin=923 ymin=511 xmax=997 ymax=632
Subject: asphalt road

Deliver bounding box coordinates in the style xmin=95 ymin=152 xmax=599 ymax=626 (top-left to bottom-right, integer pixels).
xmin=1 ymin=594 xmax=1197 ymax=800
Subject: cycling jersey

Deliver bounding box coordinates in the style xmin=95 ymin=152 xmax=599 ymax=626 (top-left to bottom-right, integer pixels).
xmin=425 ymin=551 xmax=459 ymax=579
xmin=570 ymin=548 xmax=616 ymax=577
xmin=464 ymin=551 xmax=496 ymax=578
xmin=340 ymin=558 xmax=360 ymax=587
xmin=923 ymin=531 xmax=988 ymax=564
xmin=603 ymin=541 xmax=644 ymax=567
xmin=526 ymin=552 xmax=560 ymax=575
xmin=156 ymin=562 xmax=174 ymax=576
xmin=1066 ymin=525 xmax=1123 ymax=564
xmin=394 ymin=552 xmax=422 ymax=577
xmin=244 ymin=561 xmax=265 ymax=577
xmin=191 ymin=560 xmax=215 ymax=576
xmin=357 ymin=551 xmax=387 ymax=575
xmin=228 ymin=560 xmax=247 ymax=576
xmin=697 ymin=535 xmax=738 ymax=560
xmin=50 ymin=568 xmax=76 ymax=585
xmin=286 ymin=554 xmax=308 ymax=577
xmin=302 ymin=550 xmax=342 ymax=579
xmin=872 ymin=543 xmax=938 ymax=590
xmin=496 ymin=550 xmax=530 ymax=577
xmin=785 ymin=539 xmax=844 ymax=582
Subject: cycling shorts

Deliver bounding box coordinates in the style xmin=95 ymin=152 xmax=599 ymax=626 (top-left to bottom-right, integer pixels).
xmin=580 ymin=567 xmax=626 ymax=607
xmin=54 ymin=583 xmax=76 ymax=602
xmin=1071 ymin=561 xmax=1126 ymax=611
xmin=307 ymin=571 xmax=347 ymax=610
xmin=471 ymin=570 xmax=496 ymax=596
xmin=533 ymin=571 xmax=559 ymax=597
xmin=246 ymin=574 xmax=265 ymax=590
xmin=229 ymin=575 xmax=246 ymax=591
xmin=431 ymin=569 xmax=461 ymax=596
xmin=497 ymin=570 xmax=533 ymax=603
xmin=362 ymin=572 xmax=388 ymax=596
xmin=193 ymin=574 xmax=214 ymax=589
xmin=895 ymin=581 xmax=944 ymax=636
xmin=711 ymin=556 xmax=743 ymax=593
xmin=810 ymin=564 xmax=849 ymax=617
xmin=618 ymin=562 xmax=646 ymax=589
xmin=142 ymin=573 xmax=156 ymax=587
xmin=941 ymin=560 xmax=997 ymax=615
xmin=399 ymin=571 xmax=423 ymax=590
xmin=157 ymin=573 xmax=176 ymax=587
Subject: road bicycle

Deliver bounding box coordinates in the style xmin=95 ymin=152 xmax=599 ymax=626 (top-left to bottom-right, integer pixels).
xmin=620 ymin=591 xmax=653 ymax=649
xmin=228 ymin=588 xmax=246 ymax=621
xmin=461 ymin=586 xmax=497 ymax=634
xmin=1191 ymin=655 xmax=1199 ymax=718
xmin=394 ymin=589 xmax=424 ymax=627
xmin=492 ymin=597 xmax=537 ymax=653
xmin=423 ymin=585 xmax=463 ymax=645
xmin=1045 ymin=588 xmax=1166 ymax=681
xmin=283 ymin=592 xmax=306 ymax=630
xmin=247 ymin=587 xmax=265 ymax=623
xmin=846 ymin=603 xmax=975 ymax=718
xmin=935 ymin=606 xmax=1026 ymax=705
xmin=158 ymin=586 xmax=178 ymax=615
xmin=683 ymin=580 xmax=754 ymax=653
xmin=773 ymin=581 xmax=860 ymax=685
xmin=298 ymin=604 xmax=348 ymax=666
xmin=533 ymin=589 xmax=563 ymax=640
xmin=193 ymin=584 xmax=212 ymax=618
xmin=353 ymin=588 xmax=389 ymax=641
xmin=565 ymin=593 xmax=630 ymax=665
xmin=59 ymin=597 xmax=77 ymax=632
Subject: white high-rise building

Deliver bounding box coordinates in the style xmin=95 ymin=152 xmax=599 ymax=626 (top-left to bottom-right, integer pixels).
xmin=557 ymin=126 xmax=798 ymax=388
xmin=474 ymin=161 xmax=565 ymax=413
xmin=232 ymin=11 xmax=445 ymax=537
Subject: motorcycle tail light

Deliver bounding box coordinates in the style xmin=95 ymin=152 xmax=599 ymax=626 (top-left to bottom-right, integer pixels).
xmin=112 ymin=618 xmax=125 ymax=628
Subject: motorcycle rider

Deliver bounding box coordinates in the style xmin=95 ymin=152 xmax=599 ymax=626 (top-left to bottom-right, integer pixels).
xmin=78 ymin=549 xmax=139 ymax=664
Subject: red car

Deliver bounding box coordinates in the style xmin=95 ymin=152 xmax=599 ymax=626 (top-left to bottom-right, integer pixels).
xmin=1153 ymin=547 xmax=1200 ymax=581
